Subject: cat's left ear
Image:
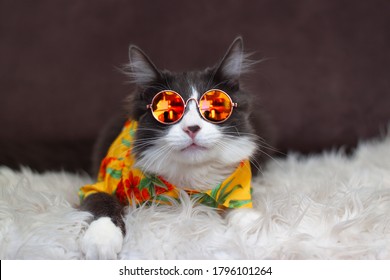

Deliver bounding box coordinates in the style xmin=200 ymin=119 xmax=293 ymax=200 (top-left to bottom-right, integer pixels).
xmin=215 ymin=37 xmax=251 ymax=85
xmin=126 ymin=45 xmax=161 ymax=86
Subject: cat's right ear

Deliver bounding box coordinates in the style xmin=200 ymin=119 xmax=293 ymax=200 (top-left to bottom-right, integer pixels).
xmin=126 ymin=46 xmax=160 ymax=86
xmin=214 ymin=37 xmax=253 ymax=86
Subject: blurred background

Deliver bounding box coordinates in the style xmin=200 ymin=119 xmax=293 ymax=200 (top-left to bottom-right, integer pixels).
xmin=1 ymin=0 xmax=389 ymax=173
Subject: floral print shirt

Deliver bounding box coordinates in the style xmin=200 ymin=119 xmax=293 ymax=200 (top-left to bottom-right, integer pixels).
xmin=79 ymin=120 xmax=253 ymax=209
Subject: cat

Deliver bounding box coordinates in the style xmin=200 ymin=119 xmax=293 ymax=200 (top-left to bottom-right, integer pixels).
xmin=80 ymin=37 xmax=273 ymax=259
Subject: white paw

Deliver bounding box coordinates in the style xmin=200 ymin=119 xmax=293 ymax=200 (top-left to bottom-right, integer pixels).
xmin=81 ymin=217 xmax=124 ymax=260
xmin=226 ymin=208 xmax=263 ymax=232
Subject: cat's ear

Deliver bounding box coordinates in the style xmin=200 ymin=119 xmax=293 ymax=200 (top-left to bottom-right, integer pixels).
xmin=215 ymin=37 xmax=251 ymax=84
xmin=126 ymin=45 xmax=160 ymax=86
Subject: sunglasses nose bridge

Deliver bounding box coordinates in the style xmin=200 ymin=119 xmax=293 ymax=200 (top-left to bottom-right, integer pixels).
xmin=184 ymin=97 xmax=199 ymax=107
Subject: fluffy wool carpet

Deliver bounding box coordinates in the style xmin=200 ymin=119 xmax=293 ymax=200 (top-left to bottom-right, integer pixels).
xmin=1 ymin=134 xmax=390 ymax=260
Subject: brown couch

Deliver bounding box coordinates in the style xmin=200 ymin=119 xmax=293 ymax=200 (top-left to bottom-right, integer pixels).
xmin=1 ymin=0 xmax=389 ymax=173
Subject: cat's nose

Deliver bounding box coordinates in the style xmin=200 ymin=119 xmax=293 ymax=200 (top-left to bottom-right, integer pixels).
xmin=184 ymin=125 xmax=201 ymax=139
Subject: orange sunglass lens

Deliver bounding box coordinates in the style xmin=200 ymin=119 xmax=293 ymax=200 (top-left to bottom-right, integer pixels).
xmin=199 ymin=90 xmax=233 ymax=122
xmin=151 ymin=91 xmax=185 ymax=123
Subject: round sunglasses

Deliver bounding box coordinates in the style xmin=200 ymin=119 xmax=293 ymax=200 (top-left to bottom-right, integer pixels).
xmin=146 ymin=89 xmax=237 ymax=124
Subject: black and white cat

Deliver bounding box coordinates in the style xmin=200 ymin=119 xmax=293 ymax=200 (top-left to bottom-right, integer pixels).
xmin=80 ymin=37 xmax=272 ymax=259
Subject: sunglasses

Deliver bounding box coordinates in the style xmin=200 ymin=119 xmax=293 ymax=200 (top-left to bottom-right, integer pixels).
xmin=146 ymin=89 xmax=237 ymax=124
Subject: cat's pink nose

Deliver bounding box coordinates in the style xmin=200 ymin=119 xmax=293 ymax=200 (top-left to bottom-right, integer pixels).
xmin=184 ymin=125 xmax=201 ymax=139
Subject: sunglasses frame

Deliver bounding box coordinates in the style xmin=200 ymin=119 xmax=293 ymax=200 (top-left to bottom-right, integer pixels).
xmin=146 ymin=89 xmax=238 ymax=125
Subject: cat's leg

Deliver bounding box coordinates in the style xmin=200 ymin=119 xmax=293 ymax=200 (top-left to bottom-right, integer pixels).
xmin=80 ymin=193 xmax=126 ymax=259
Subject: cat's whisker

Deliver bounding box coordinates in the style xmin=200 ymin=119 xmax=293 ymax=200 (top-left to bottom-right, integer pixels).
xmin=137 ymin=144 xmax=172 ymax=173
xmin=216 ymin=136 xmax=283 ymax=172
xmin=132 ymin=138 xmax=161 ymax=145
xmin=222 ymin=131 xmax=285 ymax=156
xmin=218 ymin=143 xmax=263 ymax=174
xmin=213 ymin=140 xmax=264 ymax=176
xmin=256 ymin=148 xmax=283 ymax=169
xmin=134 ymin=127 xmax=165 ymax=134
xmin=149 ymin=82 xmax=172 ymax=92
xmin=149 ymin=145 xmax=174 ymax=173
xmin=155 ymin=146 xmax=175 ymax=174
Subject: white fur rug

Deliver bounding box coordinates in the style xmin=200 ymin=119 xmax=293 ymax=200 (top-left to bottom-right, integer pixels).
xmin=1 ymin=134 xmax=390 ymax=260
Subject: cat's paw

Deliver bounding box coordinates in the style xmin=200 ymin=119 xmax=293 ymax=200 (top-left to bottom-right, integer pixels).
xmin=81 ymin=217 xmax=123 ymax=260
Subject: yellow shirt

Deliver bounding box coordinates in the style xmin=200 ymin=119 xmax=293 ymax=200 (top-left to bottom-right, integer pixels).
xmin=79 ymin=120 xmax=253 ymax=209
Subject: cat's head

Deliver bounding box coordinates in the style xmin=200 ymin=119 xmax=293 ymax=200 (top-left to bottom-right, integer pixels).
xmin=124 ymin=37 xmax=258 ymax=180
